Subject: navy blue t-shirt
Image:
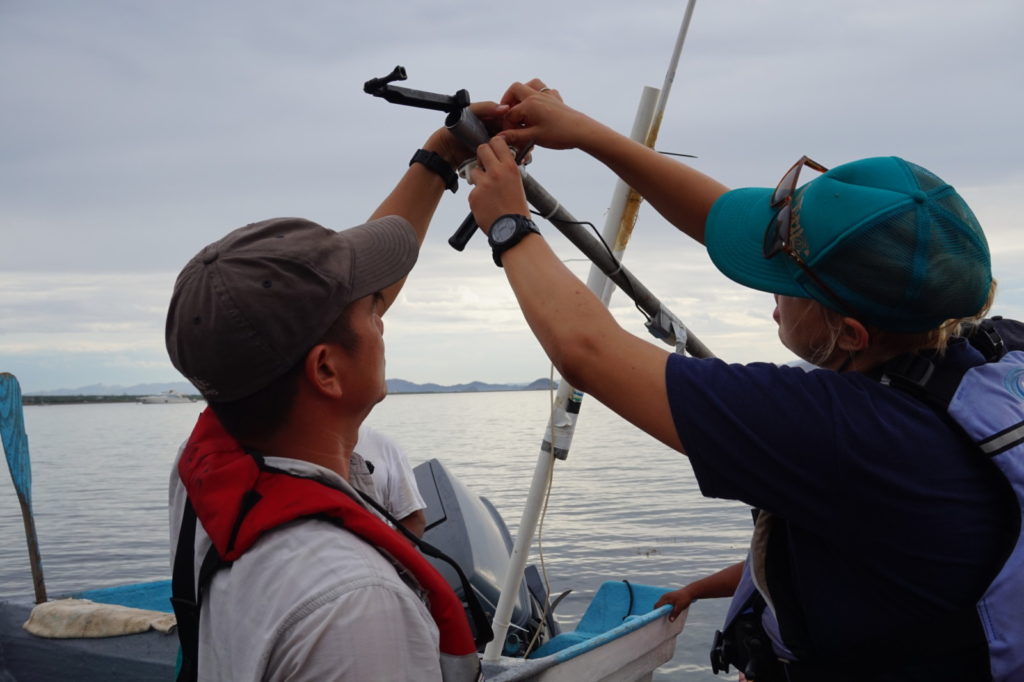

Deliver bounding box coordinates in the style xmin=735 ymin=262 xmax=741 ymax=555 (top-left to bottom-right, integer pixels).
xmin=665 ymin=339 xmax=1014 ymax=664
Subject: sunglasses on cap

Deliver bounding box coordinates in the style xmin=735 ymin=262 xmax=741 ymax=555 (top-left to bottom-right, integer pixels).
xmin=762 ymin=156 xmax=852 ymax=313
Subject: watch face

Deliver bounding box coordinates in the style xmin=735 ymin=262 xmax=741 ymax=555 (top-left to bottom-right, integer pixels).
xmin=491 ymin=217 xmax=518 ymax=243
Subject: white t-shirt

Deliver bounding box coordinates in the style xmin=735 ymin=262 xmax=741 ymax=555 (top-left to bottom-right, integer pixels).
xmin=169 ymin=451 xmax=442 ymax=681
xmin=352 ymin=425 xmax=426 ymax=521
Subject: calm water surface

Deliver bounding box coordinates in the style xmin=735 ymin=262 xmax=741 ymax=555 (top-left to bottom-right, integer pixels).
xmin=1 ymin=392 xmax=752 ymax=680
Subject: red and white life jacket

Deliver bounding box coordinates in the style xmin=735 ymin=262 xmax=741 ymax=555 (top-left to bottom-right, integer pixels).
xmin=172 ymin=408 xmax=480 ymax=681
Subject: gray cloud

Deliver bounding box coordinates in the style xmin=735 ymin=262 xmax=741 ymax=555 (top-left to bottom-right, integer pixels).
xmin=2 ymin=0 xmax=1021 ymax=391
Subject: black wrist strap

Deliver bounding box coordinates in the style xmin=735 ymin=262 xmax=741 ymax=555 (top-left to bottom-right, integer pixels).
xmin=410 ymin=149 xmax=458 ymax=193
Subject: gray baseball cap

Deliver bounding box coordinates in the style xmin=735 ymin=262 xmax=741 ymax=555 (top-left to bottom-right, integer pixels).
xmin=166 ymin=216 xmax=418 ymax=402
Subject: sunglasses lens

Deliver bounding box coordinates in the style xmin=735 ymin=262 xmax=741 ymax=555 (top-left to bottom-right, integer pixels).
xmin=764 ymin=156 xmax=829 ymax=259
xmin=771 ymin=160 xmax=804 ymax=207
xmin=763 ymin=203 xmax=790 ymax=258
xmin=760 ymin=156 xmax=848 ymax=311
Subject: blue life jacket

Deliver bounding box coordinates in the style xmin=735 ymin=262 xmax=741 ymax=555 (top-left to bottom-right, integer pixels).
xmin=711 ymin=318 xmax=1024 ymax=682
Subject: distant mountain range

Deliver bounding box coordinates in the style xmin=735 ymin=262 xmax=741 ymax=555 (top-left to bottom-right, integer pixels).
xmin=25 ymin=382 xmax=200 ymax=397
xmin=385 ymin=377 xmax=557 ymax=394
xmin=25 ymin=378 xmax=558 ymax=397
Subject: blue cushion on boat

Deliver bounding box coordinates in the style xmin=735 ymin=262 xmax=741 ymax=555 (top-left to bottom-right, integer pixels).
xmin=528 ymin=581 xmax=670 ymax=659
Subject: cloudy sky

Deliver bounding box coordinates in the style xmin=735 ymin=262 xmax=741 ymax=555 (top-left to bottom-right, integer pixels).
xmin=2 ymin=0 xmax=1022 ymax=393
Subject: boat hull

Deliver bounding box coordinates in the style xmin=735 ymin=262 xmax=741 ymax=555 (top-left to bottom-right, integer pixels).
xmin=0 ymin=597 xmax=178 ymax=682
xmin=483 ymin=581 xmax=687 ymax=682
xmin=0 ymin=466 xmax=686 ymax=681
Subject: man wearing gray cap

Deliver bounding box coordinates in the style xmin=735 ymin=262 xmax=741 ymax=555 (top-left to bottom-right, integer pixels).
xmin=164 ymin=121 xmax=486 ymax=681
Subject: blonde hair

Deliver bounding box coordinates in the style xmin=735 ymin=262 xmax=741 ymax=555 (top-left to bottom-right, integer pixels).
xmin=873 ymin=280 xmax=997 ymax=355
xmin=807 ymin=280 xmax=998 ymax=367
xmin=805 ymin=306 xmax=846 ymax=367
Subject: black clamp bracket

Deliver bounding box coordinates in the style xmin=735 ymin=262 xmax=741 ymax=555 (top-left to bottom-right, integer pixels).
xmin=361 ymin=67 xmax=715 ymax=361
xmin=364 ymin=66 xmax=470 ymax=114
xmin=364 ymin=66 xmax=491 ymax=250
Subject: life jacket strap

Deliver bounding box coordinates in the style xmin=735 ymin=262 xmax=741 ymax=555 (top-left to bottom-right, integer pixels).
xmin=357 ymin=489 xmax=494 ymax=649
xmin=169 ymin=501 xmax=199 ymax=682
xmin=964 ymin=319 xmax=1006 ymax=361
xmin=979 ymin=421 xmax=1024 ymax=457
xmin=170 ymin=500 xmax=231 ymax=682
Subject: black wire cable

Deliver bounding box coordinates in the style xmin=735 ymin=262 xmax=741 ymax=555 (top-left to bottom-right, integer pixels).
xmin=621 ymin=579 xmax=635 ymax=620
xmin=529 ymin=211 xmax=651 ymax=324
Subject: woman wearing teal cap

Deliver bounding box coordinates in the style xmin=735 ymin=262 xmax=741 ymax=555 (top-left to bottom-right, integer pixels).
xmin=466 ymin=81 xmax=1018 ymax=681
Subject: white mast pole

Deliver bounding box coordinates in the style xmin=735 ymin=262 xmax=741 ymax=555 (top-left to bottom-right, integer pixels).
xmin=598 ymin=0 xmax=699 ymax=302
xmin=483 ymin=0 xmax=700 ymax=661
xmin=482 ymin=89 xmax=660 ymax=663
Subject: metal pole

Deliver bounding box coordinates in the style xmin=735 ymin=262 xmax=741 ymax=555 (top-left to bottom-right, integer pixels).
xmin=483 ymin=3 xmax=704 ymax=660
xmin=520 ymin=172 xmax=712 ymax=358
xmin=599 ymin=0 xmax=700 ymax=302
xmin=484 ymin=89 xmax=669 ymax=662
xmin=446 ymin=108 xmax=710 ymax=356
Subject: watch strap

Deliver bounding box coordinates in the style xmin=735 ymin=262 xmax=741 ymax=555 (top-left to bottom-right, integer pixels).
xmin=409 ymin=149 xmax=458 ymax=193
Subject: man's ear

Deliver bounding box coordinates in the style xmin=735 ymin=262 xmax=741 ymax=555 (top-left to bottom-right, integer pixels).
xmin=304 ymin=344 xmax=344 ymax=399
xmin=836 ymin=317 xmax=870 ymax=352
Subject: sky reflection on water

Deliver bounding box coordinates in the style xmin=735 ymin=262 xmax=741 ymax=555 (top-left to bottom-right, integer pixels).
xmin=1 ymin=392 xmax=752 ymax=680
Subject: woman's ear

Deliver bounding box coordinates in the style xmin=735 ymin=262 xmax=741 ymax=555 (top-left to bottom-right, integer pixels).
xmin=837 ymin=317 xmax=870 ymax=352
xmin=303 ymin=344 xmax=344 ymax=399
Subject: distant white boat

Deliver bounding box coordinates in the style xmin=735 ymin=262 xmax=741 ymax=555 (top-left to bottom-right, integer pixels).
xmin=137 ymin=390 xmax=193 ymax=404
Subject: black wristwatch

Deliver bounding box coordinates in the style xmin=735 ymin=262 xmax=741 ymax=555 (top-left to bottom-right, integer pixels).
xmin=487 ymin=214 xmax=540 ymax=267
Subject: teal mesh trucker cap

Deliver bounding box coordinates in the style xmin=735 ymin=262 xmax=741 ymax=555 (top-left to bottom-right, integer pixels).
xmin=705 ymin=156 xmax=991 ymax=333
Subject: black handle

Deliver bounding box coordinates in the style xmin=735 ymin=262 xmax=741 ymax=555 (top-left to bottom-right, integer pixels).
xmin=448 ymin=213 xmax=478 ymax=251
